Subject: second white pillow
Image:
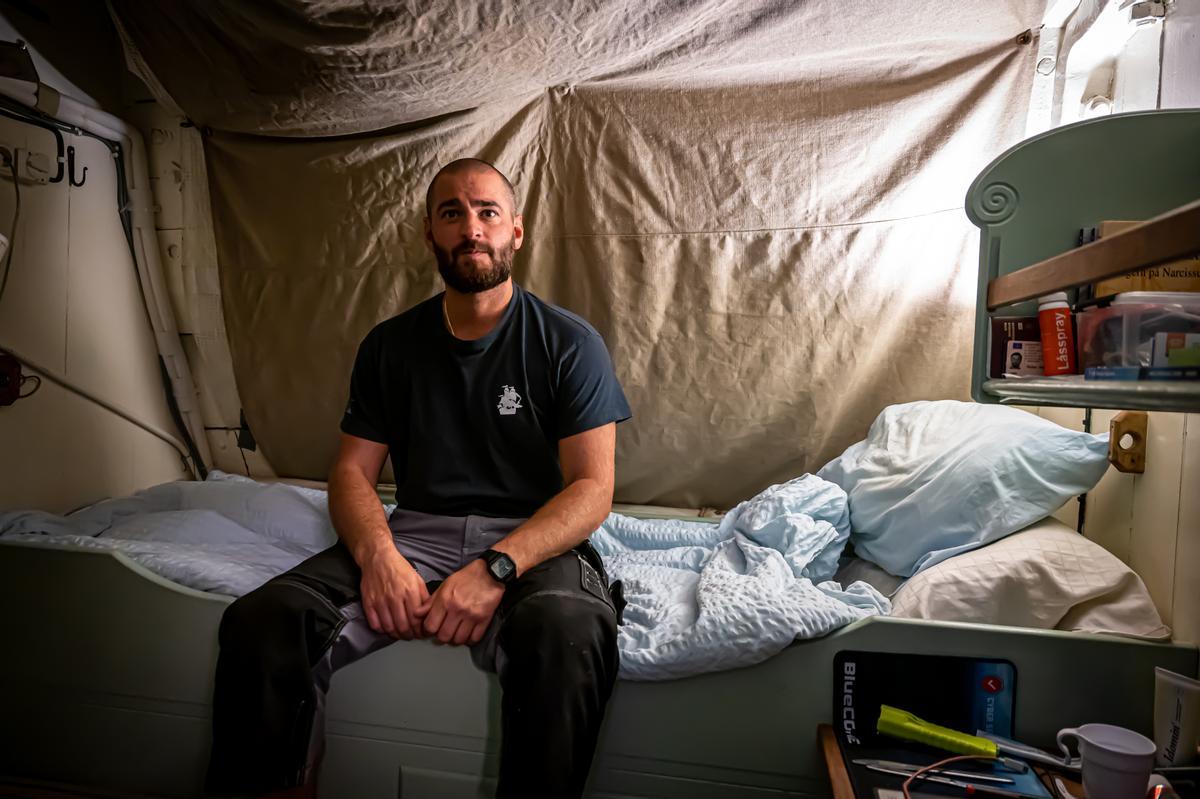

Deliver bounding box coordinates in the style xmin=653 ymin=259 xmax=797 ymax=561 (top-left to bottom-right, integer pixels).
xmin=888 ymin=517 xmax=1169 ymax=640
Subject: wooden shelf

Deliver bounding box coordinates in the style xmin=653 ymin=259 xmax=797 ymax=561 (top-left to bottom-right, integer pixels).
xmin=982 ymin=377 xmax=1200 ymax=412
xmin=986 ymin=198 xmax=1200 ymax=310
xmin=967 ymin=110 xmax=1200 ymax=411
xmin=982 ymin=199 xmax=1200 ymax=413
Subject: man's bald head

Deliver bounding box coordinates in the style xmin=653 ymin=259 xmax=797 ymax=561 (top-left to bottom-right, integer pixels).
xmin=425 ymin=158 xmax=518 ymax=218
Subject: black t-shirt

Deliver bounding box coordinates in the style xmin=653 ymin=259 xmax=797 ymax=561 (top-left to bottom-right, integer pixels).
xmin=340 ymin=284 xmax=632 ymax=518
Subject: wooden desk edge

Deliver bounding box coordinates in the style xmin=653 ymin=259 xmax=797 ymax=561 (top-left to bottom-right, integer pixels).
xmin=819 ymin=724 xmax=858 ymax=799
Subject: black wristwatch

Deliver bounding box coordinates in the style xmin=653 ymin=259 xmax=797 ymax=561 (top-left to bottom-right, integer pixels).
xmin=480 ymin=549 xmax=517 ymax=584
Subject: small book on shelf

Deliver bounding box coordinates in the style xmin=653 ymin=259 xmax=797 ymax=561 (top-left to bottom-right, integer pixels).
xmin=1084 ymin=366 xmax=1200 ymax=381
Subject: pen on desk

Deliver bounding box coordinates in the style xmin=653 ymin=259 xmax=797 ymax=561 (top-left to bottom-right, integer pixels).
xmin=856 ymin=762 xmax=1045 ymax=798
xmin=852 ymin=759 xmax=1015 ymax=784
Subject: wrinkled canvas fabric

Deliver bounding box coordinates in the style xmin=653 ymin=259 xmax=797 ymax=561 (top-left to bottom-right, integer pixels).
xmin=110 ymin=1 xmax=1043 ymax=508
xmin=108 ymin=1 xmax=1043 ymax=139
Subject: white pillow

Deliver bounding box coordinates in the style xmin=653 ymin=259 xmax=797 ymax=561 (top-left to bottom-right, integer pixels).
xmin=888 ymin=518 xmax=1170 ymax=640
xmin=818 ymin=400 xmax=1110 ymax=577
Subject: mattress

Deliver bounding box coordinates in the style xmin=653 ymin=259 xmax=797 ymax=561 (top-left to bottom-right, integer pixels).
xmin=2 ymin=475 xmax=1165 ymax=644
xmin=0 ymin=472 xmax=893 ymax=681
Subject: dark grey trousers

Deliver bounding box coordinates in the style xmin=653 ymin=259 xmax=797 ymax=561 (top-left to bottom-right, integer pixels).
xmin=205 ymin=508 xmax=621 ymax=798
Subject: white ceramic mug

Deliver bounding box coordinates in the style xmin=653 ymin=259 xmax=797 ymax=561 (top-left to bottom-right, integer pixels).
xmin=1057 ymin=723 xmax=1156 ymax=799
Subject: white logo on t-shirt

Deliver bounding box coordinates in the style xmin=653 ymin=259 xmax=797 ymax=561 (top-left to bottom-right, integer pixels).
xmin=497 ymin=385 xmax=523 ymax=416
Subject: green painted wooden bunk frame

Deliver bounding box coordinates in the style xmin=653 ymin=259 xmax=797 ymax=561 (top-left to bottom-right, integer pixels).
xmin=1 ymin=527 xmax=1195 ymax=798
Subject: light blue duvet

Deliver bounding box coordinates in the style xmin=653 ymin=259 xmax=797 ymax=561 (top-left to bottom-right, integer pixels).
xmin=594 ymin=474 xmax=888 ymax=680
xmin=0 ymin=472 xmax=887 ymax=680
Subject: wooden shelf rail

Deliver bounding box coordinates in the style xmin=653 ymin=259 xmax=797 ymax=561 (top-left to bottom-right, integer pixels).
xmin=986 ymin=198 xmax=1200 ymax=310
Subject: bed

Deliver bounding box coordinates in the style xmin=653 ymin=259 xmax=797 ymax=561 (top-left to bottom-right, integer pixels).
xmin=4 ymin=109 xmax=1199 ymax=799
xmin=0 ymin=491 xmax=1194 ymax=799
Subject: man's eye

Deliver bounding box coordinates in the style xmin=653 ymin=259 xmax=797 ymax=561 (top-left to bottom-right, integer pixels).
xmin=441 ymin=210 xmax=459 ymax=219
xmin=481 ymin=209 xmax=499 ymax=219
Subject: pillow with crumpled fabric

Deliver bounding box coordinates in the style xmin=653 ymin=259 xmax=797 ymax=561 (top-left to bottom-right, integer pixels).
xmin=818 ymin=400 xmax=1109 ymax=577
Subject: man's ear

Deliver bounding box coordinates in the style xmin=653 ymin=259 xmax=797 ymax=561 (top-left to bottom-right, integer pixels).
xmin=422 ymin=216 xmax=434 ymax=252
xmin=512 ymin=214 xmax=524 ymax=251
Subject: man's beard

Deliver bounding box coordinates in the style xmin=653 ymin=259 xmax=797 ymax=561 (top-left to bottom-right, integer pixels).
xmin=435 ymin=239 xmax=514 ymax=294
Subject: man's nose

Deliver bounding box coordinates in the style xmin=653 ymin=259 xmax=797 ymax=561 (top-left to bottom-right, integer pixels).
xmin=461 ymin=213 xmax=484 ymax=239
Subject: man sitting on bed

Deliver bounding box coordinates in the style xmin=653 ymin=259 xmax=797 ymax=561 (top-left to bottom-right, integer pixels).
xmin=205 ymin=158 xmax=631 ymax=799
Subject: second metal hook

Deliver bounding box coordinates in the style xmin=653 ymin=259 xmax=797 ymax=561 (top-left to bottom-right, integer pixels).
xmin=66 ymin=144 xmax=87 ymax=187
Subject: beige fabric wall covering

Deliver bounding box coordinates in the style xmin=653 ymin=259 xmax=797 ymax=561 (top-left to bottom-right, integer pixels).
xmin=114 ymin=1 xmax=1043 ymax=508
xmin=110 ymin=1 xmax=1040 ymax=137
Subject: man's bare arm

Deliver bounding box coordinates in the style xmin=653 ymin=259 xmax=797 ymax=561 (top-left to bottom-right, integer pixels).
xmin=328 ymin=434 xmax=392 ymax=560
xmin=491 ymin=422 xmax=616 ymax=576
xmin=328 ymin=433 xmax=429 ymax=639
xmin=420 ymin=423 xmax=616 ymax=646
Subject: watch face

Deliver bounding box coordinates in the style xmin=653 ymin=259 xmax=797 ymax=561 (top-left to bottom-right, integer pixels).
xmin=490 ymin=554 xmax=515 ymax=581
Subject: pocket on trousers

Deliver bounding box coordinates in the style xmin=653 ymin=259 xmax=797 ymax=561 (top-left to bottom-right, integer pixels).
xmin=576 ymin=551 xmax=617 ymax=616
xmin=608 ymin=579 xmax=627 ymax=625
xmin=575 ymin=542 xmax=623 ymax=622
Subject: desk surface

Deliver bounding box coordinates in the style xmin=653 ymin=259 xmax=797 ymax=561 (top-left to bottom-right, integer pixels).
xmin=816 ymin=724 xmax=1085 ymax=799
xmin=818 ymin=724 xmax=856 ymax=799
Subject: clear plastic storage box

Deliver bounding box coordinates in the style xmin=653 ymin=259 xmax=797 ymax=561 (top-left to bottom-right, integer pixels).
xmin=1076 ymin=292 xmax=1200 ymax=369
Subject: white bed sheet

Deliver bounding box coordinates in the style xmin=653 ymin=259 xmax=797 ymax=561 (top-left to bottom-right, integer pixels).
xmin=0 ymin=471 xmax=889 ymax=680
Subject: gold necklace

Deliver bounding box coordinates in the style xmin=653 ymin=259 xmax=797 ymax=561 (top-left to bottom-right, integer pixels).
xmin=442 ymin=295 xmax=457 ymax=338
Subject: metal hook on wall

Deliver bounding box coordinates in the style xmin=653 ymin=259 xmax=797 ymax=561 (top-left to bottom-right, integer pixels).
xmin=66 ymin=145 xmax=87 ymax=187
xmin=47 ymin=127 xmax=64 ymax=184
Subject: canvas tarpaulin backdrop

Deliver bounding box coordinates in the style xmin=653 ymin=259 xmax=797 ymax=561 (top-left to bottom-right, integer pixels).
xmin=109 ymin=0 xmax=1043 ymax=509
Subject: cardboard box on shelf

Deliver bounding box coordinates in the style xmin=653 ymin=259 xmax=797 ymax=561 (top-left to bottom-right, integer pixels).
xmin=1093 ymin=220 xmax=1200 ymax=299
